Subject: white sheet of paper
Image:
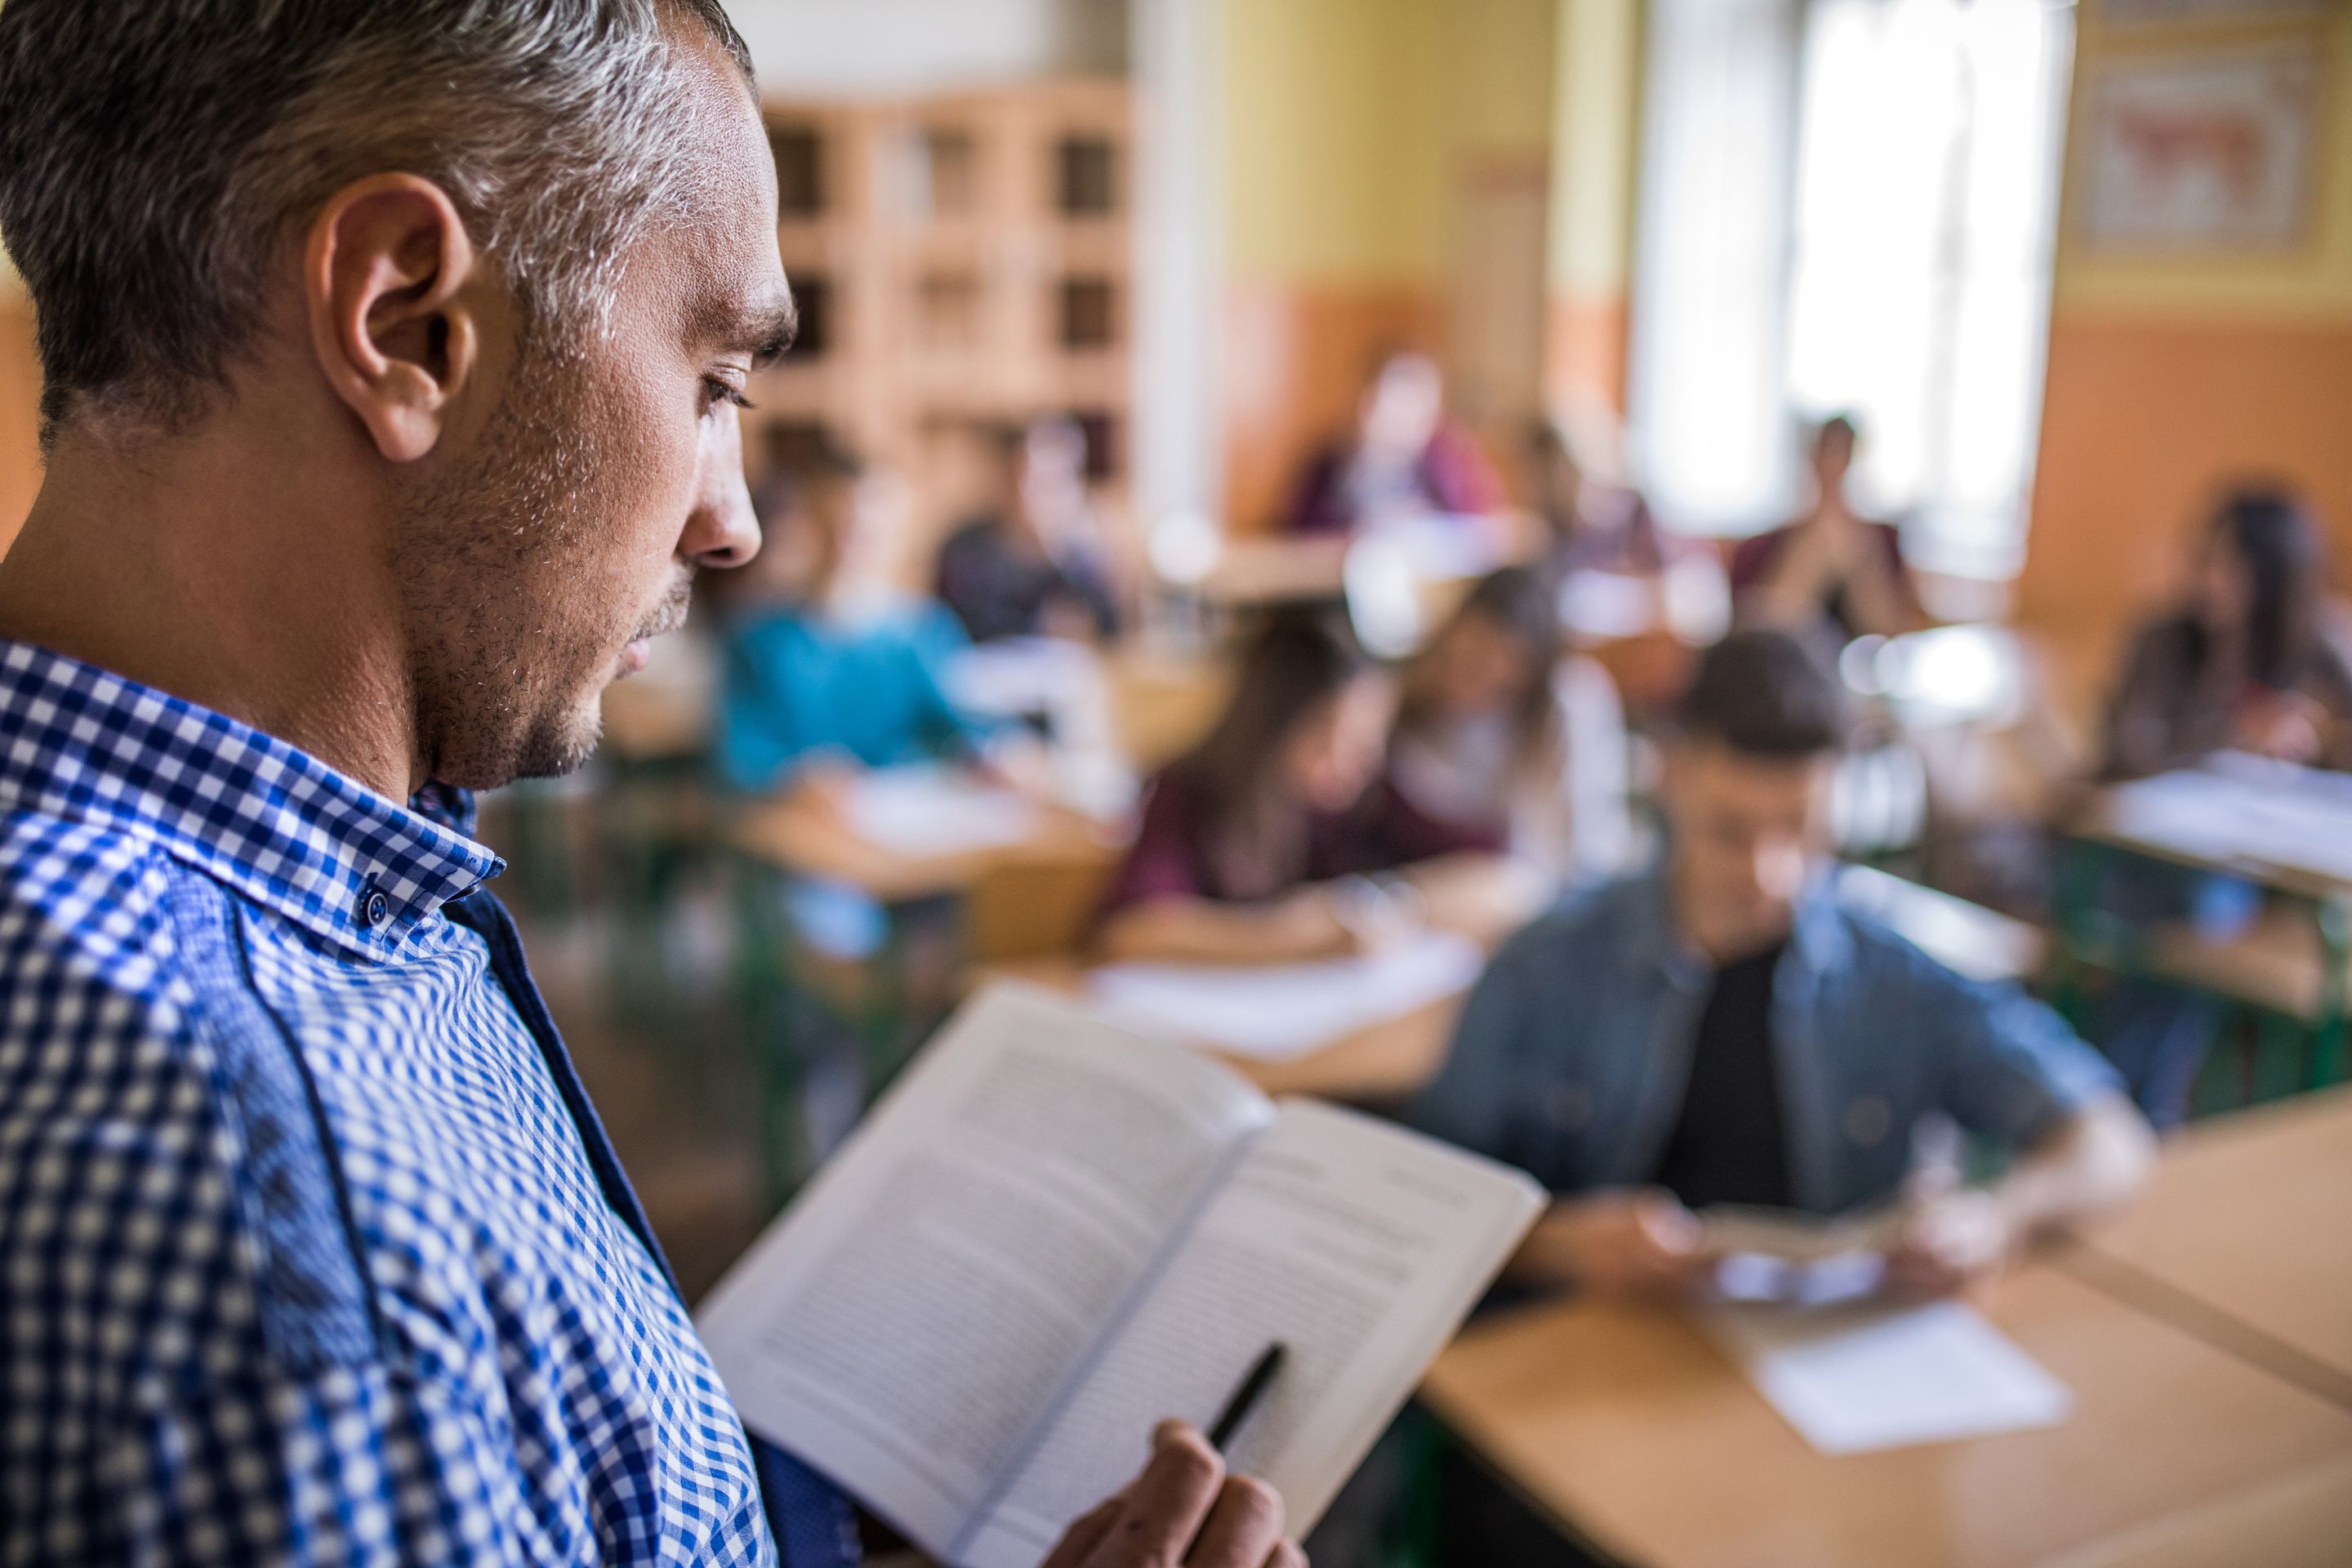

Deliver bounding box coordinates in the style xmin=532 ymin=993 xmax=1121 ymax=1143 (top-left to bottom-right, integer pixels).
xmin=2105 ymin=758 xmax=2352 ymax=884
xmin=1701 ymin=1300 xmax=2071 ymax=1455
xmin=844 ymin=766 xmax=1036 ymax=857
xmin=1085 ymin=930 xmax=1485 ymax=1060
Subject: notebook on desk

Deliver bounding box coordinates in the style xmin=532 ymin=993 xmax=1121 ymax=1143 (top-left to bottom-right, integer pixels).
xmin=844 ymin=764 xmax=1038 ymax=857
xmin=1084 ymin=929 xmax=1486 ymax=1060
xmin=697 ymin=983 xmax=1542 ymax=1568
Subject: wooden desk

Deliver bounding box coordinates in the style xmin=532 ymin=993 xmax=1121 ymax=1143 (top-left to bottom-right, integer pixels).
xmin=730 ymin=788 xmax=1120 ymax=906
xmin=2073 ymin=768 xmax=2352 ymax=908
xmin=1420 ymin=1267 xmax=2352 ymax=1568
xmin=2038 ymin=1455 xmax=2352 ymax=1568
xmin=1194 ymin=533 xmax=1352 ymax=608
xmin=2064 ymin=1087 xmax=2352 ymax=1403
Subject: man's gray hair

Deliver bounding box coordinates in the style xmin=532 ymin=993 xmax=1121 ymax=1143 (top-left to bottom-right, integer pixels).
xmin=0 ymin=0 xmax=755 ymax=443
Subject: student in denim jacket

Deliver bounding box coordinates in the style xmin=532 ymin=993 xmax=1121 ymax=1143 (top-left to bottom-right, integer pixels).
xmin=1416 ymin=630 xmax=2153 ymax=1301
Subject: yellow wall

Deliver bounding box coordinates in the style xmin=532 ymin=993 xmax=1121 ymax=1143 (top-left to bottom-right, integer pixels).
xmin=1218 ymin=0 xmax=1557 ymax=525
xmin=2020 ymin=2 xmax=2352 ymax=679
xmin=1544 ymin=0 xmax=1641 ymax=415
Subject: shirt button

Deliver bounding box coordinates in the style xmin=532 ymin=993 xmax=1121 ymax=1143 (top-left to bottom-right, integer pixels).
xmin=1546 ymin=1083 xmax=1593 ymax=1130
xmin=357 ymin=881 xmax=390 ymax=929
xmin=1845 ymin=1096 xmax=1893 ymax=1147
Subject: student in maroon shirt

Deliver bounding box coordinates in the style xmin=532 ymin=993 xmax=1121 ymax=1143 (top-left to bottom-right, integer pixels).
xmin=1097 ymin=614 xmax=1414 ymax=963
xmin=1284 ymin=350 xmax=1507 ymax=536
xmin=1732 ymin=414 xmax=1928 ymax=644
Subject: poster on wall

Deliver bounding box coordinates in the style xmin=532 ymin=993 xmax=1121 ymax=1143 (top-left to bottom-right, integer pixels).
xmin=2076 ymin=42 xmax=2325 ymax=252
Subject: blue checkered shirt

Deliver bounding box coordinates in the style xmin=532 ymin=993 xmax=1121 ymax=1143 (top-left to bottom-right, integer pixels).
xmin=0 ymin=640 xmax=858 ymax=1566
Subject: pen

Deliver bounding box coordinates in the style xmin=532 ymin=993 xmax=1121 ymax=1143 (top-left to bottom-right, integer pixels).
xmin=1206 ymin=1342 xmax=1287 ymax=1453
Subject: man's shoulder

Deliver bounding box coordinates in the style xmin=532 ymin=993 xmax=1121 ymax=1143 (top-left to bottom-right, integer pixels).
xmin=0 ymin=805 xmax=373 ymax=1374
xmin=0 ymin=805 xmax=191 ymax=1011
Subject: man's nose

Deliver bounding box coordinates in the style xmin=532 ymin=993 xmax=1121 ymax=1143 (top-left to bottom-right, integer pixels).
xmin=684 ymin=407 xmax=761 ymax=570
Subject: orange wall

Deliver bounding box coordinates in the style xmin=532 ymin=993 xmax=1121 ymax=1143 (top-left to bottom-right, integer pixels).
xmin=1543 ymin=291 xmax=1627 ymax=416
xmin=2020 ymin=315 xmax=2352 ymax=642
xmin=0 ymin=297 xmax=38 ymax=552
xmin=1221 ymin=280 xmax=1444 ymax=530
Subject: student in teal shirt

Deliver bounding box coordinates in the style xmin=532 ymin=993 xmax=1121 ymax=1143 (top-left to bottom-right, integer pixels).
xmin=717 ymin=441 xmax=987 ymax=793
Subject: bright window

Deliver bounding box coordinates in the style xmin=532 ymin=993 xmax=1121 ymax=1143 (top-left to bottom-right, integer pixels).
xmin=1632 ymin=0 xmax=2072 ymax=580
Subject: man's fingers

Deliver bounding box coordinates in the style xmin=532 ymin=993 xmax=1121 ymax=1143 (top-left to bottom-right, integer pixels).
xmin=1102 ymin=1422 xmax=1226 ymax=1564
xmin=1260 ymin=1539 xmax=1307 ymax=1568
xmin=1187 ymin=1475 xmax=1286 ymax=1568
xmin=1040 ymin=1495 xmax=1125 ymax=1568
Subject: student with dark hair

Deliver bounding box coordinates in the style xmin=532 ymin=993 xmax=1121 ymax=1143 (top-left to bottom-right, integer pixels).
xmin=1415 ymin=629 xmax=2151 ymax=1301
xmin=1380 ymin=567 xmax=1634 ymax=884
xmin=715 ymin=439 xmax=986 ymax=792
xmin=1732 ymin=414 xmax=1929 ymax=644
xmin=2102 ymin=487 xmax=2352 ymax=779
xmin=2087 ymin=487 xmax=2352 ymax=1127
xmin=934 ymin=414 xmax=1123 ymax=644
xmin=1095 ymin=614 xmax=1413 ymax=963
xmin=1285 ymin=349 xmax=1508 ymax=536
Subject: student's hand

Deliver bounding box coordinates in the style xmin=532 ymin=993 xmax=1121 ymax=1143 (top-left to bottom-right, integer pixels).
xmin=1041 ymin=1421 xmax=1305 ymax=1568
xmin=1885 ymin=1187 xmax=2015 ymax=1300
xmin=1520 ymin=1190 xmax=1708 ymax=1299
xmin=1323 ymin=876 xmax=1425 ymax=956
xmin=790 ymin=755 xmax=862 ymax=813
xmin=2235 ymin=692 xmax=2325 ymax=765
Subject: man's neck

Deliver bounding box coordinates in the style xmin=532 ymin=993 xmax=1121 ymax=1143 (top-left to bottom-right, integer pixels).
xmin=0 ymin=419 xmax=421 ymax=800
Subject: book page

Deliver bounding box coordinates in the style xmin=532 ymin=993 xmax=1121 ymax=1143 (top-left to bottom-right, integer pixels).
xmin=962 ymin=1100 xmax=1542 ymax=1568
xmin=696 ymin=984 xmax=1271 ymax=1557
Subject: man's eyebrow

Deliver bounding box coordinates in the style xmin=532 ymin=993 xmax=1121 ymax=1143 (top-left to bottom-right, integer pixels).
xmin=746 ymin=295 xmax=798 ymax=370
xmin=697 ymin=290 xmax=799 ymax=369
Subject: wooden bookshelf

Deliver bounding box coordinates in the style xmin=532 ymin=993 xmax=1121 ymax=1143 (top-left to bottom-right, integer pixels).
xmin=748 ymin=78 xmax=1134 ymax=584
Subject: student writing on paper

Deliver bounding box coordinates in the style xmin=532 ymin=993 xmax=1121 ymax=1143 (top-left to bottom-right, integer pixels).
xmin=2087 ymin=485 xmax=2352 ymax=1127
xmin=714 ymin=437 xmax=991 ymax=793
xmin=1379 ymin=567 xmax=1636 ymax=889
xmin=1094 ymin=614 xmax=1419 ymax=964
xmin=935 ymin=415 xmax=1125 ymax=646
xmin=1414 ymin=630 xmax=2154 ymax=1300
xmin=1282 ymin=349 xmax=1507 ymax=537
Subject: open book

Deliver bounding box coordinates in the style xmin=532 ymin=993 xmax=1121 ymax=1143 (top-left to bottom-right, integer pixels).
xmin=697 ymin=982 xmax=1543 ymax=1568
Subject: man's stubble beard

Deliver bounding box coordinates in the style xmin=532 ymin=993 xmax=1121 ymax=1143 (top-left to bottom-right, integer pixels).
xmin=393 ymin=341 xmax=627 ymax=792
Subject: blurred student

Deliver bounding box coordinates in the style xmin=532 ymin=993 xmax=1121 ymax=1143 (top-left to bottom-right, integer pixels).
xmin=1526 ymin=416 xmax=1674 ymax=585
xmin=935 ymin=414 xmax=1122 ymax=644
xmin=1095 ymin=614 xmax=1415 ymax=964
xmin=715 ymin=439 xmax=984 ymax=794
xmin=1285 ymin=349 xmax=1508 ymax=536
xmin=2087 ymin=488 xmax=2352 ymax=1127
xmin=1415 ymin=630 xmax=2151 ymax=1301
xmin=1382 ymin=567 xmax=1635 ymax=885
xmin=2102 ymin=487 xmax=2352 ymax=780
xmin=1733 ymin=414 xmax=1928 ymax=644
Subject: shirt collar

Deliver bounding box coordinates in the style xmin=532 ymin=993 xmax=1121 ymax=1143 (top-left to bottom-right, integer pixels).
xmin=1617 ymin=862 xmax=1848 ymax=985
xmin=0 ymin=639 xmax=503 ymax=961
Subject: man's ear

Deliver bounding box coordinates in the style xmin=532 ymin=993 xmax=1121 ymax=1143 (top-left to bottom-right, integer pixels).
xmin=304 ymin=174 xmax=485 ymax=464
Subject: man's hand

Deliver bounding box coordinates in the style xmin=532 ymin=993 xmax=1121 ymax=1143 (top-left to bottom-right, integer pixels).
xmin=1885 ymin=1187 xmax=2016 ymax=1299
xmin=1516 ymin=1190 xmax=1708 ymax=1299
xmin=1041 ymin=1422 xmax=1304 ymax=1568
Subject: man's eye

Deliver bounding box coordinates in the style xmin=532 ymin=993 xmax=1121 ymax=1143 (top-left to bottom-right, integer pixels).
xmin=702 ymin=377 xmax=755 ymax=412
